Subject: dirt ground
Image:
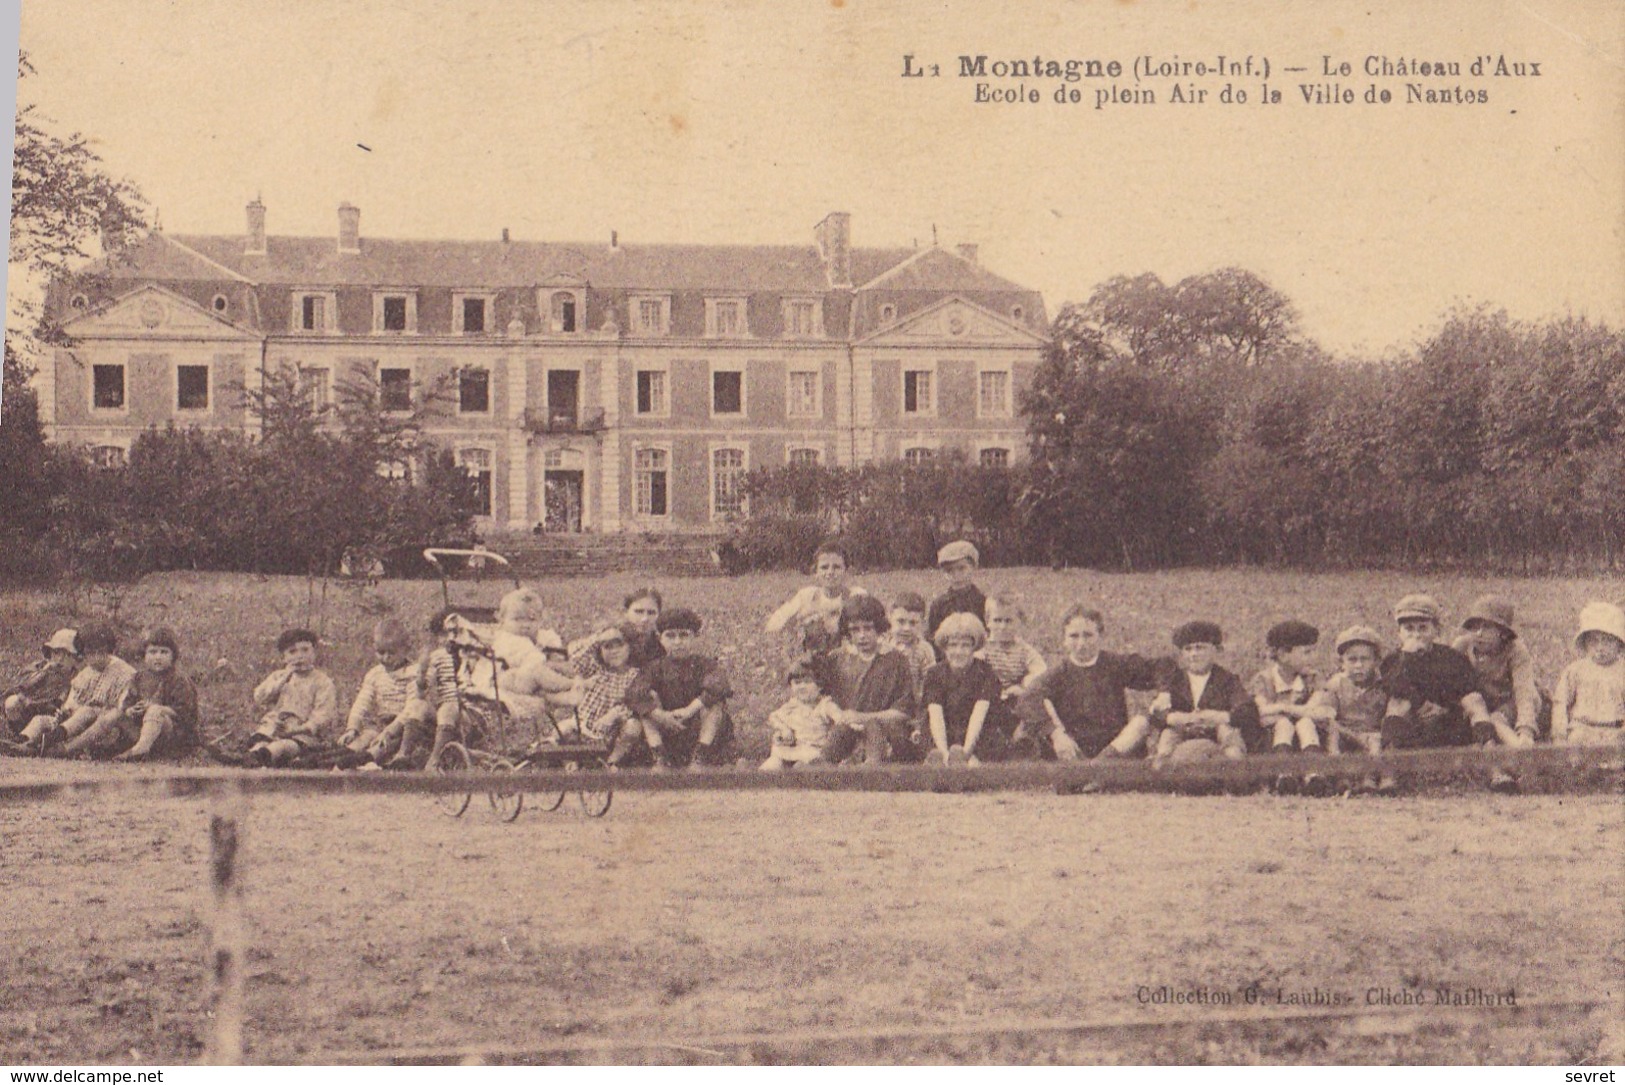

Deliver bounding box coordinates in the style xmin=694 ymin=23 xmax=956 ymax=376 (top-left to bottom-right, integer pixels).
xmin=2 ymin=763 xmax=1619 ymax=1064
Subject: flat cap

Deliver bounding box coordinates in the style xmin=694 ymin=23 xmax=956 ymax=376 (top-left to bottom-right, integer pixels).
xmin=1172 ymin=620 xmax=1224 ymax=648
xmin=1266 ymin=620 xmax=1320 ymax=651
xmin=936 ymin=540 xmax=980 ymax=567
xmin=1392 ymin=594 xmax=1441 ymax=623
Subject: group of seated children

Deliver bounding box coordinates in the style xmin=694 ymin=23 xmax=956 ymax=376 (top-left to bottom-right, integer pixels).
xmin=0 ymin=625 xmax=197 ymax=760
xmin=4 ymin=538 xmax=1622 ymax=785
xmin=750 ymin=540 xmax=1625 ymax=791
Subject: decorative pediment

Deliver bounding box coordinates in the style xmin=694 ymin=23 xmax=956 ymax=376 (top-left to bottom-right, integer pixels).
xmin=538 ymin=271 xmax=589 ymax=288
xmin=858 ymin=296 xmax=1045 ymax=347
xmin=61 ymin=285 xmax=259 ymax=342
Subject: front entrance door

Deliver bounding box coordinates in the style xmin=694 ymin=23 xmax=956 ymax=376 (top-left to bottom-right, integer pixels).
xmin=543 ymin=470 xmax=584 ymax=532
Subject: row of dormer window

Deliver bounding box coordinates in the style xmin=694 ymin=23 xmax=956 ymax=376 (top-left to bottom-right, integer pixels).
xmin=288 ymin=289 xmax=827 ymax=339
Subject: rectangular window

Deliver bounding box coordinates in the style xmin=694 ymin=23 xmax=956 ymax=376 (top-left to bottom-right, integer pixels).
xmin=787 ymin=371 xmax=819 ymax=418
xmin=636 ymin=370 xmax=667 ymax=415
xmin=708 ymin=299 xmax=746 ymax=338
xmin=379 ymin=367 xmax=412 ymax=412
xmin=712 ymin=448 xmax=747 ymax=519
xmin=788 ymin=447 xmax=821 ymax=466
xmin=547 ymin=370 xmax=580 ymax=425
xmin=92 ymin=445 xmax=127 ymax=469
xmin=382 ymin=296 xmax=407 ymax=332
xmin=301 ymin=295 xmax=325 ymax=331
xmin=979 ymin=370 xmax=1010 ymax=417
xmin=458 ymin=448 xmax=493 ymax=517
xmin=634 ymin=297 xmax=667 ymax=336
xmin=462 ymin=297 xmax=486 ymax=334
xmin=785 ymin=299 xmax=820 ymax=337
xmin=458 ymin=367 xmax=490 ymax=413
xmin=904 ymin=446 xmax=934 ymax=466
xmin=301 ymin=367 xmax=331 ymax=412
xmin=635 ymin=448 xmax=669 ymax=517
xmin=550 ymin=291 xmax=577 ymax=333
xmin=712 ymin=370 xmax=743 ymax=415
xmin=903 ymin=369 xmax=933 ymax=414
xmin=979 ymin=447 xmax=1010 ymax=468
xmin=92 ymin=364 xmax=125 ymax=410
xmin=177 ymin=365 xmax=209 ymax=411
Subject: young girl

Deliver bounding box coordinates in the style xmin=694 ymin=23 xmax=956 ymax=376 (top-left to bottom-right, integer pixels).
xmin=923 ymin=612 xmax=1002 ymax=765
xmin=764 ymin=541 xmax=867 ymax=658
xmin=1552 ymin=601 xmax=1625 ymax=746
xmin=1451 ymin=595 xmax=1544 ymax=747
xmin=760 ymin=659 xmax=841 ymax=770
xmin=2 ymin=629 xmax=80 ymax=741
xmin=568 ymin=624 xmax=644 ymax=762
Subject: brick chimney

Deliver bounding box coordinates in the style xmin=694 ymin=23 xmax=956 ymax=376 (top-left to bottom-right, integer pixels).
xmin=337 ymin=202 xmax=360 ymax=254
xmin=815 ymin=212 xmax=852 ymax=289
xmin=245 ymin=198 xmax=266 ymax=255
xmin=955 ymin=243 xmax=978 ymax=264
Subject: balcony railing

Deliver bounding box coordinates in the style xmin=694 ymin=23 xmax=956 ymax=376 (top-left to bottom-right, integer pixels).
xmin=521 ymin=406 xmax=607 ymax=435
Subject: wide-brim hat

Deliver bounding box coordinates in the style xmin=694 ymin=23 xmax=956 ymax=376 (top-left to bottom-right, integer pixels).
xmin=43 ymin=628 xmax=80 ymax=656
xmin=1461 ymin=595 xmax=1516 ymax=636
xmin=1575 ymin=601 xmax=1625 ymax=651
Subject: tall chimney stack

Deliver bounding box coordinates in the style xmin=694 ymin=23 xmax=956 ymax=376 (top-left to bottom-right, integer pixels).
xmin=245 ymin=197 xmax=266 ymax=255
xmin=814 ymin=212 xmax=852 ymax=289
xmin=337 ymin=202 xmax=360 ymax=254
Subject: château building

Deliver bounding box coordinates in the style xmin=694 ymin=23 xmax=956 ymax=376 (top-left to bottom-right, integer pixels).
xmin=43 ymin=204 xmax=1047 ymax=533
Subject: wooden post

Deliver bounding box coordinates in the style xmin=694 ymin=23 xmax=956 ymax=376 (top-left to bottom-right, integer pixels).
xmin=205 ymin=786 xmax=246 ymax=1065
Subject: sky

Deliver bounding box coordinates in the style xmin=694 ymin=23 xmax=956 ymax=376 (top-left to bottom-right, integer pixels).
xmin=10 ymin=0 xmax=1624 ymax=357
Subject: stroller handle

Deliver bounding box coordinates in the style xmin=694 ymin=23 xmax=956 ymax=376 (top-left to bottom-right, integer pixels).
xmin=422 ymin=547 xmax=513 ymax=572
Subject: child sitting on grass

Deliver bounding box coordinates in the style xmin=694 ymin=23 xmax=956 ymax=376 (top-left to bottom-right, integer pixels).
xmin=882 ymin=592 xmax=937 ymax=759
xmin=1452 ymin=595 xmax=1545 ymax=748
xmin=978 ymin=593 xmax=1047 ymax=756
xmin=568 ymin=624 xmax=643 ymax=760
xmin=3 ymin=629 xmax=80 ymax=741
xmin=1551 ymin=601 xmax=1625 ymax=747
xmin=760 ymin=658 xmax=841 ymax=770
xmin=1248 ymin=620 xmax=1332 ymax=793
xmin=339 ymin=619 xmax=419 ymax=765
xmin=245 ymin=629 xmax=338 ymax=768
xmin=765 ymin=541 xmax=868 ymax=658
xmin=79 ymin=627 xmax=198 ymax=761
xmin=923 ymin=612 xmax=1003 ymax=765
xmin=383 ymin=609 xmax=468 ymax=770
xmin=626 ymin=608 xmax=736 ymax=770
xmin=16 ymin=625 xmax=135 ymax=756
xmin=1309 ymin=626 xmax=1389 ymax=790
xmin=1149 ymin=621 xmax=1255 ymax=767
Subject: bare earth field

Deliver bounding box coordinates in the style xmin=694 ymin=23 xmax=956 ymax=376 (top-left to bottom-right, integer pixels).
xmin=1 ymin=567 xmax=1622 ymax=1064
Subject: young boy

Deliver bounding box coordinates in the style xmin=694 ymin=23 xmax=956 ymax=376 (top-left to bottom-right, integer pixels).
xmin=1452 ymin=595 xmax=1544 ymax=747
xmin=1379 ymin=594 xmax=1502 ymax=790
xmin=923 ymin=612 xmax=1003 ymax=765
xmin=765 ymin=541 xmax=868 ymax=658
xmin=385 ymin=609 xmax=468 ymax=770
xmin=1551 ymin=601 xmax=1625 ymax=747
xmin=1249 ymin=620 xmax=1327 ymax=753
xmin=927 ymin=540 xmax=986 ymax=645
xmin=1149 ymin=621 xmax=1255 ymax=766
xmin=1310 ymin=626 xmax=1388 ymax=755
xmin=816 ymin=595 xmax=918 ymax=765
xmin=2 ymin=629 xmax=80 ymax=740
xmin=760 ymin=658 xmax=841 ymax=770
xmin=18 ymin=625 xmax=136 ymax=756
xmin=978 ymin=593 xmax=1047 ymax=754
xmin=882 ymin=591 xmax=937 ymax=757
xmin=625 ymin=608 xmax=735 ymax=770
xmin=246 ymin=628 xmax=338 ymax=767
xmin=339 ymin=619 xmax=420 ymax=763
xmin=101 ymin=627 xmax=199 ymax=761
xmin=1015 ymin=606 xmax=1160 ymax=762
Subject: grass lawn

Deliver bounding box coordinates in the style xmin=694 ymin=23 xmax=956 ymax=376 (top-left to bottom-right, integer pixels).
xmin=1 ymin=567 xmax=1621 ymax=1064
xmin=0 ymin=565 xmax=1620 ymax=757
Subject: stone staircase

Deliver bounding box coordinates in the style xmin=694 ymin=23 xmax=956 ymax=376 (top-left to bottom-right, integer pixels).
xmin=481 ymin=532 xmax=728 ymax=579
